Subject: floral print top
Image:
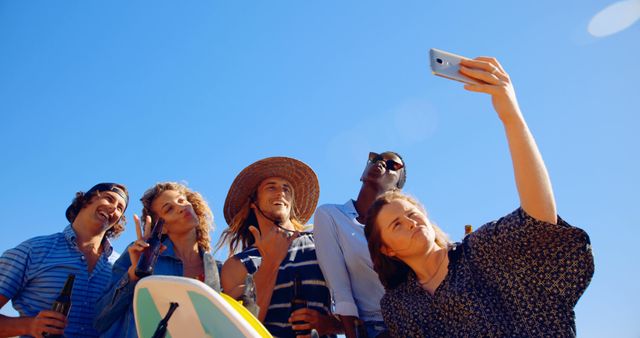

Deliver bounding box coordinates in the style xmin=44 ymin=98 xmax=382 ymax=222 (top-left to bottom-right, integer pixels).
xmin=380 ymin=208 xmax=594 ymax=338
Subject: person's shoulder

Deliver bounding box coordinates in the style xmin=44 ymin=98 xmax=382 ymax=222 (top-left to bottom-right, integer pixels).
xmin=380 ymin=283 xmax=411 ymax=311
xmin=26 ymin=230 xmax=65 ymax=243
xmin=314 ymin=201 xmax=354 ymax=230
xmin=316 ymin=203 xmax=341 ymax=211
xmin=314 ymin=204 xmax=341 ymax=219
xmin=235 ymin=244 xmax=259 ymax=255
xmin=220 ymin=256 xmax=248 ymax=284
xmin=232 ymin=246 xmax=260 ymax=263
xmin=317 ymin=200 xmax=354 ymax=212
xmin=221 ymin=255 xmax=247 ymax=275
xmin=9 ymin=231 xmax=64 ymax=253
xmin=384 ymin=277 xmax=416 ymax=297
xmin=220 ymin=255 xmax=249 ymax=297
xmin=0 ymin=231 xmax=65 ymax=273
xmin=470 ymin=208 xmax=526 ymax=238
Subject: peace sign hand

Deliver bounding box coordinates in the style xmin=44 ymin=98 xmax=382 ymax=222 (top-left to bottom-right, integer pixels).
xmin=126 ymin=214 xmax=165 ymax=281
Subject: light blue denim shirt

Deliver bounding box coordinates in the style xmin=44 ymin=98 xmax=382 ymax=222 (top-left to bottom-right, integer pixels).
xmin=94 ymin=238 xmax=221 ymax=338
xmin=313 ymin=200 xmax=386 ymax=322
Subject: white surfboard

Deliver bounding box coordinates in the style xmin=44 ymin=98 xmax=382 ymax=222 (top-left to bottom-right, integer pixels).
xmin=133 ymin=275 xmax=272 ymax=338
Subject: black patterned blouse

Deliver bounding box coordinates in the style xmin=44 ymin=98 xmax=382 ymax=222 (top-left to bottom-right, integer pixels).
xmin=380 ymin=208 xmax=594 ymax=338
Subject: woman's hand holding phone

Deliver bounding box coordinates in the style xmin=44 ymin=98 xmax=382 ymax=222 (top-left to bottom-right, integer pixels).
xmin=459 ymin=57 xmax=522 ymax=125
xmin=430 ymin=49 xmax=522 ymax=125
xmin=435 ymin=52 xmax=557 ymax=224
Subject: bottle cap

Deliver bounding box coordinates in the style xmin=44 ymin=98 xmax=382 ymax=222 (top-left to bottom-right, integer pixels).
xmin=464 ymin=224 xmax=473 ymax=235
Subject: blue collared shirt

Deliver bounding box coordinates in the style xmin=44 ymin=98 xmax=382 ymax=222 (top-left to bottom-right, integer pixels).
xmin=0 ymin=225 xmax=117 ymax=337
xmin=313 ymin=200 xmax=386 ymax=322
xmin=94 ymin=238 xmax=221 ymax=338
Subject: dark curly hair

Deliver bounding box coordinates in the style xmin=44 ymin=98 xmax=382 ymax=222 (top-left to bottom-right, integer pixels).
xmin=65 ymin=183 xmax=128 ymax=239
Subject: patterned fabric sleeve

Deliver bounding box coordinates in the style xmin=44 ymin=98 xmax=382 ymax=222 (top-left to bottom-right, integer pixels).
xmin=466 ymin=208 xmax=594 ymax=309
xmin=380 ymin=285 xmax=425 ymax=338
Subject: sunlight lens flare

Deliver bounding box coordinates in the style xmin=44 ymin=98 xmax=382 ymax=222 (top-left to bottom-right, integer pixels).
xmin=588 ymin=0 xmax=640 ymax=37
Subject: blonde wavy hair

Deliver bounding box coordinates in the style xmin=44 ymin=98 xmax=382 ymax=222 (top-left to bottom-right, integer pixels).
xmin=140 ymin=182 xmax=214 ymax=252
xmin=216 ymin=188 xmax=304 ymax=256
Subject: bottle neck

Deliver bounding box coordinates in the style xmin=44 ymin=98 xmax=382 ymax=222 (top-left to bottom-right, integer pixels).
xmin=150 ymin=219 xmax=165 ymax=239
xmin=61 ymin=274 xmax=75 ymax=295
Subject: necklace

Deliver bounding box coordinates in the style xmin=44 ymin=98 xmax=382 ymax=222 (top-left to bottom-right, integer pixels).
xmin=418 ymin=250 xmax=447 ymax=287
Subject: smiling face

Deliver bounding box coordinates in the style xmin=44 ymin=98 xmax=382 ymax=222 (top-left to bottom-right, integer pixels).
xmin=151 ymin=190 xmax=199 ymax=236
xmin=361 ymin=151 xmax=405 ymax=191
xmin=252 ymin=177 xmax=294 ymax=224
xmin=376 ymin=198 xmax=437 ymax=260
xmin=75 ymin=191 xmax=127 ymax=232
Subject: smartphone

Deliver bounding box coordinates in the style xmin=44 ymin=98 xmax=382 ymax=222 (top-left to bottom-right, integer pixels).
xmin=429 ymin=48 xmax=480 ymax=84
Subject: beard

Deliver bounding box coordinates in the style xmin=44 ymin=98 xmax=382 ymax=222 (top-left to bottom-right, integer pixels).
xmin=267 ymin=210 xmax=287 ymax=225
xmin=258 ymin=205 xmax=289 ymax=226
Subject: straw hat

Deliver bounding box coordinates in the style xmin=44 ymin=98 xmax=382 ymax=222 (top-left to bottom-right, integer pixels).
xmin=223 ymin=157 xmax=319 ymax=225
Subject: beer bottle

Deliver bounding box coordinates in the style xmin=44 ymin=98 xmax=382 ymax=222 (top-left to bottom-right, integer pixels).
xmin=43 ymin=274 xmax=75 ymax=338
xmin=464 ymin=224 xmax=473 ymax=237
xmin=135 ymin=218 xmax=165 ymax=278
xmin=240 ymin=274 xmax=259 ymax=317
xmin=290 ymin=273 xmax=310 ymax=336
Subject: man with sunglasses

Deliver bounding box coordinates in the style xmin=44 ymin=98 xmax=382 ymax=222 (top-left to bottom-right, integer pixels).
xmin=0 ymin=183 xmax=128 ymax=338
xmin=314 ymin=151 xmax=406 ymax=338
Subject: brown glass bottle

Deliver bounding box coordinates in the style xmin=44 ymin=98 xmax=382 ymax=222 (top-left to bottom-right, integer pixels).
xmin=43 ymin=274 xmax=75 ymax=338
xmin=290 ymin=273 xmax=310 ymax=336
xmin=135 ymin=218 xmax=165 ymax=278
xmin=464 ymin=224 xmax=473 ymax=237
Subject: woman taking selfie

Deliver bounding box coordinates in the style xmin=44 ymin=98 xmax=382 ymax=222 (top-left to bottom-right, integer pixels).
xmin=365 ymin=56 xmax=594 ymax=337
xmin=94 ymin=182 xmax=220 ymax=338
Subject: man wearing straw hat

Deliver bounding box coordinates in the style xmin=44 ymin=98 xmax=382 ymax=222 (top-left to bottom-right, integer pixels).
xmin=218 ymin=157 xmax=342 ymax=338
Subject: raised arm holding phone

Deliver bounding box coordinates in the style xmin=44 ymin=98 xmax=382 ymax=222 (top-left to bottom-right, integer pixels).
xmin=364 ymin=53 xmax=594 ymax=337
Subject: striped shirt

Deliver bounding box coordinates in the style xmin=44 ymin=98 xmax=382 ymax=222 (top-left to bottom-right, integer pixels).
xmin=234 ymin=233 xmax=334 ymax=338
xmin=0 ymin=225 xmax=116 ymax=337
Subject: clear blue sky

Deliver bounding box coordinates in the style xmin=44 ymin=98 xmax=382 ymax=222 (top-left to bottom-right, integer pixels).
xmin=1 ymin=1 xmax=638 ymax=336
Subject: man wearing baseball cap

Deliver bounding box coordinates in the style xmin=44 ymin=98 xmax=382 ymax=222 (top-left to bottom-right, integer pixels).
xmin=0 ymin=183 xmax=128 ymax=337
xmin=218 ymin=157 xmax=342 ymax=338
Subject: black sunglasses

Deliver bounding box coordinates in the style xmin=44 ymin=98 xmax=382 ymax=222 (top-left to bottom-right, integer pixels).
xmin=368 ymin=152 xmax=404 ymax=171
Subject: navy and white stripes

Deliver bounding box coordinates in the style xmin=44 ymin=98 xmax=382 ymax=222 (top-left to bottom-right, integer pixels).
xmin=235 ymin=233 xmax=333 ymax=338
